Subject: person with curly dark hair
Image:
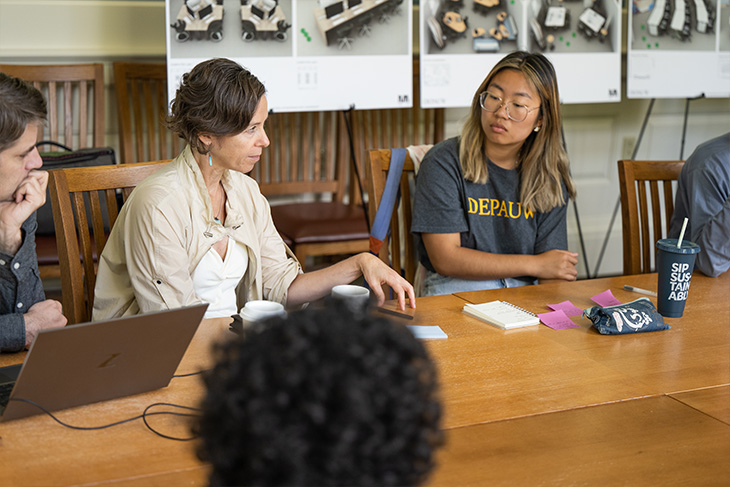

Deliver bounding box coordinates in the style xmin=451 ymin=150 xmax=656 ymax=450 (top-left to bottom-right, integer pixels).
xmin=196 ymin=302 xmax=443 ymax=487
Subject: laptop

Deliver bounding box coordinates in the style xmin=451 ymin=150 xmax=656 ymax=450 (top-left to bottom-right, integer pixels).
xmin=0 ymin=303 xmax=208 ymax=422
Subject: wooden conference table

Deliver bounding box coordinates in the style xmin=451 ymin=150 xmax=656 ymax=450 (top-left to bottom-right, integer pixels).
xmin=1 ymin=272 xmax=728 ymax=486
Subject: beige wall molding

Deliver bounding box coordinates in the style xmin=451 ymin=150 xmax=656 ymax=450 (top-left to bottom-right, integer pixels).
xmin=0 ymin=1 xmax=166 ymax=60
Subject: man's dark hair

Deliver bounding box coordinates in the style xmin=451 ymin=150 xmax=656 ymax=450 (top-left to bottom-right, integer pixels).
xmin=0 ymin=72 xmax=47 ymax=152
xmin=196 ymin=302 xmax=443 ymax=487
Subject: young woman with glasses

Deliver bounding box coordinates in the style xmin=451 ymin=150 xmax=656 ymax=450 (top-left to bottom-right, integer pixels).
xmin=412 ymin=51 xmax=578 ymax=296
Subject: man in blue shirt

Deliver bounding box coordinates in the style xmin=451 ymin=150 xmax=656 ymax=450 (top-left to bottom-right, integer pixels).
xmin=669 ymin=132 xmax=730 ymax=277
xmin=0 ymin=72 xmax=66 ymax=352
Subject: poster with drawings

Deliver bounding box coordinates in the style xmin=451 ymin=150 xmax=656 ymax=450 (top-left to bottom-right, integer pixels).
xmin=419 ymin=0 xmax=623 ymax=107
xmin=627 ymin=0 xmax=730 ymax=98
xmin=165 ymin=0 xmax=413 ymax=112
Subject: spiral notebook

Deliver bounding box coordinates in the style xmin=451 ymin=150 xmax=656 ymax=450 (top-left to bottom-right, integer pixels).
xmin=463 ymin=300 xmax=540 ymax=329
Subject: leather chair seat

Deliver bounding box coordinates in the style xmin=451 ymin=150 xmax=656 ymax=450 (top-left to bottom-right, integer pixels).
xmin=35 ymin=235 xmax=60 ymax=266
xmin=35 ymin=234 xmax=103 ymax=266
xmin=271 ymin=202 xmax=369 ymax=244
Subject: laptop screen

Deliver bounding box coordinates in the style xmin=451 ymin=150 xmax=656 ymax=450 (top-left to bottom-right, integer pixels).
xmin=0 ymin=303 xmax=208 ymax=422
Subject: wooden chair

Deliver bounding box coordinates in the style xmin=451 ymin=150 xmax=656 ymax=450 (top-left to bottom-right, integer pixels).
xmin=252 ymin=60 xmax=444 ymax=270
xmin=251 ymin=110 xmax=370 ymax=270
xmin=617 ymin=159 xmax=685 ymax=275
xmin=347 ymin=58 xmax=445 ymax=206
xmin=0 ymin=63 xmax=106 ymax=279
xmin=48 ymin=161 xmax=168 ymax=324
xmin=366 ymin=149 xmax=419 ymax=285
xmin=113 ymin=61 xmax=184 ymax=164
xmin=0 ymin=63 xmax=105 ymax=148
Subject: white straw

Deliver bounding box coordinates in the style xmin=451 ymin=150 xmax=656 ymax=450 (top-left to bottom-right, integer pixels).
xmin=677 ymin=217 xmax=688 ymax=248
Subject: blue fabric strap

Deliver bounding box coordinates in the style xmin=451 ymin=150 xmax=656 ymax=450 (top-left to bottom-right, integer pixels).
xmin=369 ymin=148 xmax=407 ymax=255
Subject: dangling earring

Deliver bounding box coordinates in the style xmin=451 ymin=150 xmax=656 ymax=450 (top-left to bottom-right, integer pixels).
xmin=533 ymin=126 xmax=541 ymax=133
xmin=208 ymin=152 xmax=213 ymax=166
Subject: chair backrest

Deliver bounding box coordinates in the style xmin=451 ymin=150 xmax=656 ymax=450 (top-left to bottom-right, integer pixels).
xmin=250 ymin=59 xmax=444 ymax=206
xmin=349 ymin=105 xmax=444 ymax=204
xmin=617 ymin=159 xmax=685 ymax=275
xmin=366 ymin=149 xmax=418 ymax=284
xmin=113 ymin=61 xmax=184 ymax=164
xmin=48 ymin=161 xmax=169 ymax=324
xmin=251 ymin=110 xmax=347 ymax=201
xmin=0 ymin=63 xmax=105 ymax=149
xmin=348 ymin=62 xmax=444 ymax=204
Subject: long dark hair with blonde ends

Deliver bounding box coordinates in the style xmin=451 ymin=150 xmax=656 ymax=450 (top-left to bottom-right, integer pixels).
xmin=459 ymin=51 xmax=576 ymax=213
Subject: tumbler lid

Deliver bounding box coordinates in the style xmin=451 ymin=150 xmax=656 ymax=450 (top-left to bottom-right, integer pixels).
xmin=656 ymin=238 xmax=701 ymax=254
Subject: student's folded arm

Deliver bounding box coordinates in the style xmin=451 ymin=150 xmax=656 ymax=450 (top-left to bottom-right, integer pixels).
xmin=533 ymin=198 xmax=578 ymax=283
xmin=422 ymin=232 xmax=536 ymax=280
xmin=423 ymin=233 xmax=579 ymax=282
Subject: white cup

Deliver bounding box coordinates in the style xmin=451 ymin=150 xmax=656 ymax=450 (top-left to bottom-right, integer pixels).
xmin=239 ymin=300 xmax=286 ymax=323
xmin=331 ymin=285 xmax=370 ymax=313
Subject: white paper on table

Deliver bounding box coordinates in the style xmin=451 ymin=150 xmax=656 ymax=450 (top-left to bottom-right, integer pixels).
xmin=407 ymin=325 xmax=448 ymax=339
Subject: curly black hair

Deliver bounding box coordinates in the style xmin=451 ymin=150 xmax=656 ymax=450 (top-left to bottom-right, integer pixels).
xmin=196 ymin=301 xmax=443 ymax=487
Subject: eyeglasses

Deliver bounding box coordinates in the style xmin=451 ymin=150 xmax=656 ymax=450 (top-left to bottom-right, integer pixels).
xmin=479 ymin=91 xmax=540 ymax=123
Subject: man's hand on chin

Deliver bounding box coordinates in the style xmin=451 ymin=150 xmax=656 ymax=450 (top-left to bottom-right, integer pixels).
xmin=0 ymin=170 xmax=48 ymax=255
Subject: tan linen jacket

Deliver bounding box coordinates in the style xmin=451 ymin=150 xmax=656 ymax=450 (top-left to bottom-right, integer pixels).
xmin=92 ymin=146 xmax=301 ymax=321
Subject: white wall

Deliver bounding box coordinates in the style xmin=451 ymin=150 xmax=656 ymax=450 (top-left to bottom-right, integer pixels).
xmin=0 ymin=0 xmax=168 ymax=150
xmin=0 ymin=1 xmax=166 ymax=59
xmin=2 ymin=0 xmax=729 ymax=277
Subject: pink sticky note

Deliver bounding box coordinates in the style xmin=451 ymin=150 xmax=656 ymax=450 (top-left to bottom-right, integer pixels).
xmin=538 ymin=310 xmax=580 ymax=330
xmin=547 ymin=300 xmax=584 ymax=317
xmin=591 ymin=289 xmax=622 ymax=307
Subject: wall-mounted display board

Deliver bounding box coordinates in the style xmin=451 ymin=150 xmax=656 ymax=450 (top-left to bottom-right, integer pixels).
xmin=627 ymin=0 xmax=730 ymax=98
xmin=419 ymin=0 xmax=623 ymax=107
xmin=166 ymin=0 xmax=414 ymax=112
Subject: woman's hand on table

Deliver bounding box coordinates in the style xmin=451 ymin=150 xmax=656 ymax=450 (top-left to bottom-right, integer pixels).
xmin=356 ymin=253 xmax=416 ymax=311
xmin=286 ymin=253 xmax=416 ymax=310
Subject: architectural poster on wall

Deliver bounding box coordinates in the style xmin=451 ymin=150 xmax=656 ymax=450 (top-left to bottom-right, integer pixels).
xmin=419 ymin=0 xmax=623 ymax=107
xmin=626 ymin=0 xmax=730 ymax=98
xmin=165 ymin=0 xmax=414 ymax=112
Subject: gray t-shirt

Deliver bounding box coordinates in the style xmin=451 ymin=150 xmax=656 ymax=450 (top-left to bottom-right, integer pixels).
xmin=411 ymin=137 xmax=569 ymax=278
xmin=669 ymin=132 xmax=730 ymax=277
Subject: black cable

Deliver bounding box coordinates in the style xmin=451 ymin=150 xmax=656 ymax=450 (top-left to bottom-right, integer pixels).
xmin=8 ymin=397 xmax=201 ymax=441
xmin=593 ymin=98 xmax=655 ymax=278
xmin=571 ymin=197 xmax=589 ymax=278
xmin=560 ymin=125 xmax=590 ymax=278
xmin=9 ymin=397 xmax=146 ymax=430
xmin=680 ymin=98 xmax=691 ymax=160
xmin=173 ymin=369 xmax=209 ymax=378
xmin=342 ymin=107 xmax=370 ymax=232
xmin=679 ymin=93 xmax=705 ymax=159
xmin=142 ymin=402 xmax=201 ymax=441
